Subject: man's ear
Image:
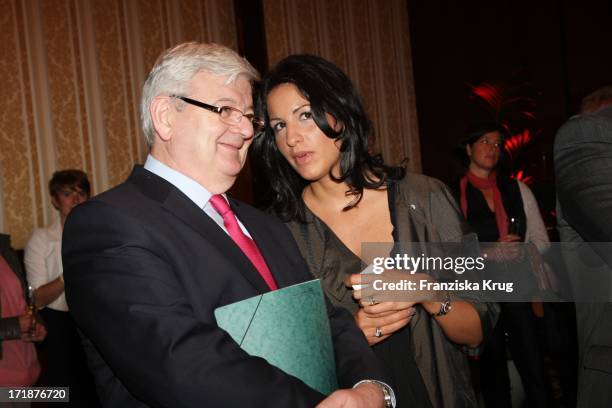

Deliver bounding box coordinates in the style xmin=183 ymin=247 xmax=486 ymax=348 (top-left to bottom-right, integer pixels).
xmin=150 ymin=96 xmax=174 ymax=142
xmin=466 ymin=144 xmax=472 ymax=158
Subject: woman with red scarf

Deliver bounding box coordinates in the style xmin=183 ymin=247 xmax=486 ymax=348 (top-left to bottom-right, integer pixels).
xmin=455 ymin=122 xmax=551 ymax=408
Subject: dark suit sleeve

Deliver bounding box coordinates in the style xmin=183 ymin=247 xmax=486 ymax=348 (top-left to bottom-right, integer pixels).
xmin=555 ymin=114 xmax=612 ymax=267
xmin=63 ymin=201 xmax=324 ymax=408
xmin=325 ymin=302 xmax=390 ymax=386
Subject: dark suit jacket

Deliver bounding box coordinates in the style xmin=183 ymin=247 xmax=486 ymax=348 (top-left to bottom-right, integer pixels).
xmin=555 ymin=105 xmax=612 ymax=408
xmin=62 ymin=166 xmax=387 ymax=408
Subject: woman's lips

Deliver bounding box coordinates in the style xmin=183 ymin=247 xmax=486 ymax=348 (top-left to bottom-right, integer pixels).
xmin=293 ymin=151 xmax=313 ymax=165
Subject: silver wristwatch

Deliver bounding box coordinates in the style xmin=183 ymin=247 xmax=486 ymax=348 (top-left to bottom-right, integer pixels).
xmin=353 ymin=379 xmax=396 ymax=408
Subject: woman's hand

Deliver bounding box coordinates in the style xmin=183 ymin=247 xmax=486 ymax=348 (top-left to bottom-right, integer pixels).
xmin=498 ymin=234 xmax=521 ymax=242
xmin=18 ymin=313 xmax=35 ymax=334
xmin=346 ymin=273 xmax=417 ymax=345
xmin=22 ymin=320 xmax=46 ymax=342
xmin=354 ymin=304 xmax=416 ymax=345
xmin=496 ymin=234 xmax=523 ymax=261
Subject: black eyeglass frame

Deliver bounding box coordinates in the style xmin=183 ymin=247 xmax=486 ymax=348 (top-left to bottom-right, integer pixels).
xmin=171 ymin=95 xmax=265 ymax=132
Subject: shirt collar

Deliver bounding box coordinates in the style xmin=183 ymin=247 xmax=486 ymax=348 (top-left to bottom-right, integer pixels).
xmin=144 ymin=154 xmax=223 ymax=209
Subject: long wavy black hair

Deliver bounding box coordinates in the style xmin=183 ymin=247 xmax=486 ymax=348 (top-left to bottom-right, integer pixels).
xmin=252 ymin=54 xmax=405 ymax=222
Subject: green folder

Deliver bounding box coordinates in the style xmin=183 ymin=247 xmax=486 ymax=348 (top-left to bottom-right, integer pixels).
xmin=214 ymin=279 xmax=338 ymax=395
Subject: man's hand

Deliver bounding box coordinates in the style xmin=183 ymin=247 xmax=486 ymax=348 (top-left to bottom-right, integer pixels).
xmin=316 ymin=382 xmax=385 ymax=408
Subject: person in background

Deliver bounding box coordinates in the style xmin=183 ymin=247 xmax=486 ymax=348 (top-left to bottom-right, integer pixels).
xmin=24 ymin=169 xmax=98 ymax=406
xmin=1 ymin=232 xmax=46 ymax=397
xmin=555 ymin=85 xmax=612 ymax=408
xmin=252 ymin=54 xmax=498 ymax=408
xmin=455 ymin=122 xmax=550 ymax=408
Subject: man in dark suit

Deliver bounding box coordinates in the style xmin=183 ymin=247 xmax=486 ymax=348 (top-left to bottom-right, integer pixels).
xmin=555 ymin=85 xmax=612 ymax=408
xmin=62 ymin=42 xmax=393 ymax=408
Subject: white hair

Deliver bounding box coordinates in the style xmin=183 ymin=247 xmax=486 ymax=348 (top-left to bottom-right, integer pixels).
xmin=140 ymin=42 xmax=260 ymax=147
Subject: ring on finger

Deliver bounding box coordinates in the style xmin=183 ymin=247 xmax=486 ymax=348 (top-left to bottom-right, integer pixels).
xmin=375 ymin=327 xmax=383 ymax=338
xmin=369 ymin=296 xmax=377 ymax=306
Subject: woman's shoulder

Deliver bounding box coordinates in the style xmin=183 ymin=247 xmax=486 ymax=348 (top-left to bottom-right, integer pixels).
xmin=393 ymin=173 xmax=469 ymax=241
xmin=515 ymin=180 xmax=539 ymax=210
xmin=395 ymin=172 xmax=453 ymax=199
xmin=515 ymin=179 xmax=532 ymax=194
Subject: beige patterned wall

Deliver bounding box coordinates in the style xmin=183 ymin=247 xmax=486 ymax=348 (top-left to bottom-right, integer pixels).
xmin=0 ymin=0 xmax=419 ymax=249
xmin=0 ymin=0 xmax=237 ymax=248
xmin=262 ymin=0 xmax=421 ymax=172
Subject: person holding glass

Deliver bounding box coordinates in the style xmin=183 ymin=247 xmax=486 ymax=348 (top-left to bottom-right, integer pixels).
xmin=24 ymin=170 xmax=99 ymax=406
xmin=454 ymin=122 xmax=550 ymax=408
xmin=1 ymin=232 xmax=46 ymax=393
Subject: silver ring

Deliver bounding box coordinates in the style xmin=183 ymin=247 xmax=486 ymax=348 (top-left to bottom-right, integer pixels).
xmin=369 ymin=296 xmax=377 ymax=306
xmin=375 ymin=327 xmax=382 ymax=338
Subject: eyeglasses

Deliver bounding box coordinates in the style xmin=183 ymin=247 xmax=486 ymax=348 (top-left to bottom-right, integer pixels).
xmin=172 ymin=95 xmax=265 ymax=132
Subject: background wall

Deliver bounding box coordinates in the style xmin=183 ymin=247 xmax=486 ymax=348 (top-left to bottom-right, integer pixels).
xmin=408 ymin=0 xmax=612 ymax=186
xmin=0 ymin=0 xmax=239 ymax=248
xmin=0 ymin=0 xmax=420 ymax=248
xmin=262 ymin=0 xmax=420 ymax=172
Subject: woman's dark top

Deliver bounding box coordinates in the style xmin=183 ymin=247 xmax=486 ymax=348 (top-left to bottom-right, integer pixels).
xmin=463 ymin=180 xmax=527 ymax=242
xmin=285 ymin=173 xmax=498 ymax=408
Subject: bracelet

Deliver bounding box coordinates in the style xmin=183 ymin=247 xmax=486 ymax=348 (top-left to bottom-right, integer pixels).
xmin=431 ymin=291 xmax=452 ymax=317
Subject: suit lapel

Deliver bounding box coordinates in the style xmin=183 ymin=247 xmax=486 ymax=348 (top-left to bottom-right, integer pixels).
xmin=128 ymin=167 xmax=271 ymax=294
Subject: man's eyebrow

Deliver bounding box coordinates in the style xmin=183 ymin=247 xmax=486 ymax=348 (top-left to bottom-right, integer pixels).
xmin=215 ymin=97 xmax=254 ymax=111
xmin=215 ymin=97 xmax=236 ymax=104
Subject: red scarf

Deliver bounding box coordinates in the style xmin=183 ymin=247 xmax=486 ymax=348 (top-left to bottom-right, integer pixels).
xmin=460 ymin=170 xmax=509 ymax=238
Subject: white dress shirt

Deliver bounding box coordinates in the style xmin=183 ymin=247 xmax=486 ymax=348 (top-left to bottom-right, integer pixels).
xmin=143 ymin=155 xmax=252 ymax=238
xmin=24 ymin=218 xmax=67 ymax=311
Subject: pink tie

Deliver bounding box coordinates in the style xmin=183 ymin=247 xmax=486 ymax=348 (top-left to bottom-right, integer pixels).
xmin=209 ymin=195 xmax=278 ymax=291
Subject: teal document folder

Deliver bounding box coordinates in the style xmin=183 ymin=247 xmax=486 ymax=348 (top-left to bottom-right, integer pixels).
xmin=214 ymin=279 xmax=338 ymax=395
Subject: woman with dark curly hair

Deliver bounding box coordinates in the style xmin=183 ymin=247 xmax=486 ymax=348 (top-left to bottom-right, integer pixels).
xmin=252 ymin=54 xmax=498 ymax=408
